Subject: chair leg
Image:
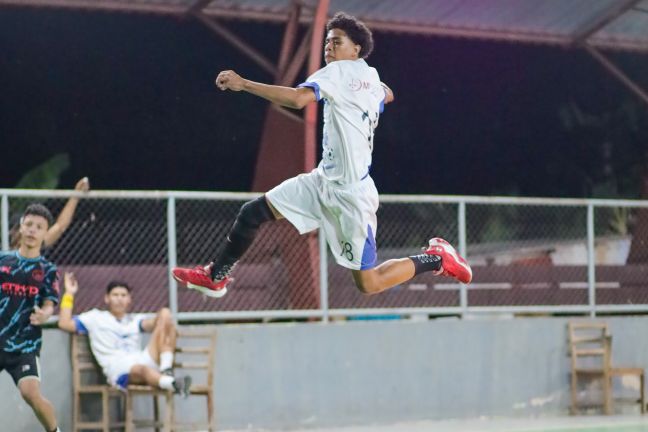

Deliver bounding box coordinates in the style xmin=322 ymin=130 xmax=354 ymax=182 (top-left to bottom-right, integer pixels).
xmin=102 ymin=389 xmax=110 ymax=432
xmin=125 ymin=393 xmax=134 ymax=432
xmin=163 ymin=392 xmax=173 ymax=432
xmin=207 ymin=392 xmax=214 ymax=432
xmin=119 ymin=392 xmax=126 ymax=432
xmin=153 ymin=395 xmax=160 ymax=432
xmin=641 ymin=372 xmax=645 ymax=415
xmin=73 ymin=392 xmax=80 ymax=432
xmin=571 ymin=373 xmax=579 ymax=415
xmin=604 ymin=375 xmax=612 ymax=415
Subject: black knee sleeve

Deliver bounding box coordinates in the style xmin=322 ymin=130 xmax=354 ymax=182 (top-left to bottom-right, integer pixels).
xmin=214 ymin=196 xmax=275 ymax=269
xmin=236 ymin=196 xmax=275 ymax=233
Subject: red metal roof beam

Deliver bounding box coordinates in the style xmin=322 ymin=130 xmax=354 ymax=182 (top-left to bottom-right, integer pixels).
xmin=193 ymin=11 xmax=277 ymax=77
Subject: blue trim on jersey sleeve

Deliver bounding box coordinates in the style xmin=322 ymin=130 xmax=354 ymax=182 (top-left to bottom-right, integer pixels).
xmin=379 ymin=87 xmax=386 ymax=113
xmin=297 ymin=81 xmax=321 ymax=101
xmin=360 ymin=224 xmax=378 ymax=270
xmin=73 ymin=316 xmax=89 ymax=335
xmin=138 ymin=318 xmax=145 ymax=333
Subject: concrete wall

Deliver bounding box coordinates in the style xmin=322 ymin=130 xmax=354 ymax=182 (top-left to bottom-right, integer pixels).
xmin=3 ymin=317 xmax=648 ymax=431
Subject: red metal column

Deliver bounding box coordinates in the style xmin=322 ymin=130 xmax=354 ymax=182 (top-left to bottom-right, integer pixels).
xmin=250 ymin=0 xmax=330 ymax=311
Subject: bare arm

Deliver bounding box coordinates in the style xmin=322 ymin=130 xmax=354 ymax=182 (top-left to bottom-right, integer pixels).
xmin=381 ymin=82 xmax=395 ymax=104
xmin=57 ymin=272 xmax=79 ymax=333
xmin=216 ymin=70 xmax=317 ymax=109
xmin=45 ymin=177 xmax=90 ymax=247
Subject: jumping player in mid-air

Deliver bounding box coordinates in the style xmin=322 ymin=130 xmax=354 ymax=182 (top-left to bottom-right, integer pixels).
xmin=173 ymin=12 xmax=472 ymax=298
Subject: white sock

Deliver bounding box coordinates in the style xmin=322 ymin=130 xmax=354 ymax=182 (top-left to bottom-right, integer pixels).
xmin=158 ymin=375 xmax=175 ymax=390
xmin=160 ymin=351 xmax=174 ymax=371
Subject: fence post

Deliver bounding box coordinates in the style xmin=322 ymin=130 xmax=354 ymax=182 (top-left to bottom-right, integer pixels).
xmin=587 ymin=203 xmax=596 ymax=317
xmin=319 ymin=228 xmax=329 ymax=323
xmin=458 ymin=201 xmax=468 ymax=318
xmin=1 ymin=194 xmax=8 ymax=250
xmin=167 ymin=196 xmax=179 ymax=317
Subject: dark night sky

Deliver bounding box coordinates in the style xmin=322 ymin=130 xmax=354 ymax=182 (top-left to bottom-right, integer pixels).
xmin=1 ymin=7 xmax=647 ymax=197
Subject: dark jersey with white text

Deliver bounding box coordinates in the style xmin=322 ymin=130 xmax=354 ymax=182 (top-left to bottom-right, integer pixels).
xmin=0 ymin=251 xmax=59 ymax=354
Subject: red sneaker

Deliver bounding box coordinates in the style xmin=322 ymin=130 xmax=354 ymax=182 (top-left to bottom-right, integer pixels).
xmin=425 ymin=238 xmax=472 ymax=284
xmin=172 ymin=263 xmax=230 ymax=298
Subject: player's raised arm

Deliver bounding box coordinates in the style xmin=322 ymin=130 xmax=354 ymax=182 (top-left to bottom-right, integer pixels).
xmin=215 ymin=70 xmax=317 ymax=109
xmin=45 ymin=176 xmax=90 ymax=247
xmin=58 ymin=272 xmax=79 ymax=333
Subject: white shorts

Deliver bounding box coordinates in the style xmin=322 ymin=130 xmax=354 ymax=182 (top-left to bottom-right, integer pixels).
xmin=104 ymin=348 xmax=159 ymax=389
xmin=266 ymin=169 xmax=379 ymax=270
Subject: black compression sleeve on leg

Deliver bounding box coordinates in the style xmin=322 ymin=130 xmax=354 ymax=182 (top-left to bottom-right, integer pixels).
xmin=212 ymin=196 xmax=275 ymax=276
xmin=408 ymin=254 xmax=442 ymax=276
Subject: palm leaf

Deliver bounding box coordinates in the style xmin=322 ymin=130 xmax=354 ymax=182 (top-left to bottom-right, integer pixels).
xmin=15 ymin=153 xmax=70 ymax=189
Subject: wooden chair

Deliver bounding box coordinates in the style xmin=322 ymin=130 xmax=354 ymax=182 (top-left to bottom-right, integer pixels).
xmin=124 ymin=329 xmax=217 ymax=432
xmin=568 ymin=321 xmax=645 ymax=415
xmin=124 ymin=385 xmax=173 ymax=432
xmin=71 ymin=334 xmax=126 ymax=431
xmin=175 ymin=329 xmax=217 ymax=431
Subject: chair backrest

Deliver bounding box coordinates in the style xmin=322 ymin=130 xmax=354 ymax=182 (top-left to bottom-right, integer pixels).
xmin=174 ymin=329 xmax=217 ymax=390
xmin=71 ymin=333 xmax=109 ymax=388
xmin=567 ymin=321 xmax=611 ymax=373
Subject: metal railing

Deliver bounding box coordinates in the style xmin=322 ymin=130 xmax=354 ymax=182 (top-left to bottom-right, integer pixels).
xmin=3 ymin=189 xmax=648 ymax=321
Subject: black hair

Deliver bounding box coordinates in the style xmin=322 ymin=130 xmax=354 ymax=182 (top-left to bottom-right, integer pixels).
xmin=326 ymin=12 xmax=374 ymax=59
xmin=22 ymin=203 xmax=54 ymax=227
xmin=106 ymin=280 xmax=132 ymax=294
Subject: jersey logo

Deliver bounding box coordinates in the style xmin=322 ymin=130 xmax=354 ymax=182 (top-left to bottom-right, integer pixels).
xmin=22 ymin=364 xmax=31 ymax=372
xmin=349 ymin=78 xmax=372 ymax=92
xmin=31 ymin=269 xmax=44 ymax=282
xmin=0 ymin=266 xmax=10 ymax=274
xmin=1 ymin=282 xmax=39 ymax=297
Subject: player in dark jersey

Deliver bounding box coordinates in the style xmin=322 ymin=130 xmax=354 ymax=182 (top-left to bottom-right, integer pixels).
xmin=0 ymin=203 xmax=61 ymax=432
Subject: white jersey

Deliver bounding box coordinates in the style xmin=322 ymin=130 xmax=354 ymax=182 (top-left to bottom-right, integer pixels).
xmin=74 ymin=309 xmax=146 ymax=374
xmin=298 ymin=59 xmax=385 ymax=184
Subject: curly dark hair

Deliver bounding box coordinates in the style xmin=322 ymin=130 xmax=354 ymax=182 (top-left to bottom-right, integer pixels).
xmin=326 ymin=12 xmax=374 ymax=59
xmin=22 ymin=203 xmax=54 ymax=227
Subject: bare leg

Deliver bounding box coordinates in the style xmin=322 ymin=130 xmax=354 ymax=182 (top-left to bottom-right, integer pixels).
xmin=351 ymin=258 xmax=417 ymax=295
xmin=146 ymin=308 xmax=176 ymax=363
xmin=18 ymin=378 xmax=58 ymax=431
xmin=128 ymin=365 xmax=163 ymax=387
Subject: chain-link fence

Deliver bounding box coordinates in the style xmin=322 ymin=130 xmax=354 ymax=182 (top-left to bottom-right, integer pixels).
xmin=3 ymin=190 xmax=648 ymax=320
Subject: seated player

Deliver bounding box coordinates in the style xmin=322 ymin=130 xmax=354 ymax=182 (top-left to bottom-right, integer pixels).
xmin=57 ymin=273 xmax=191 ymax=396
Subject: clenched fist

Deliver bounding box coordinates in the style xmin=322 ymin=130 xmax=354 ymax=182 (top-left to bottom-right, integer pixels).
xmin=215 ymin=70 xmax=246 ymax=91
